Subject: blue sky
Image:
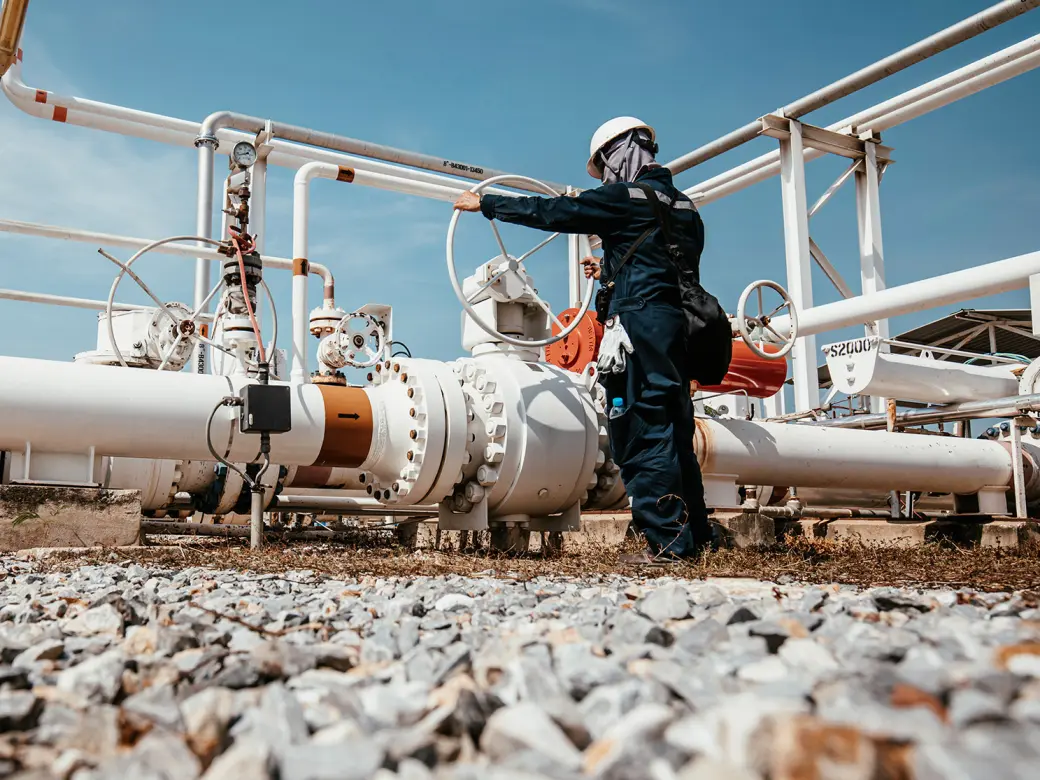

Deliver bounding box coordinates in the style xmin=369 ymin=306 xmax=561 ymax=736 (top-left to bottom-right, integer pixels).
xmin=1 ymin=0 xmax=1038 ymax=386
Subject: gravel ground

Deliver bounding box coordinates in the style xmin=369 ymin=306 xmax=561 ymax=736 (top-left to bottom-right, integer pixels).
xmin=3 ymin=545 xmax=1040 ymax=779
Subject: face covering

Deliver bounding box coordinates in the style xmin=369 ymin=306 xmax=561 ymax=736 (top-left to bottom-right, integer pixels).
xmin=599 ymin=130 xmax=657 ymax=185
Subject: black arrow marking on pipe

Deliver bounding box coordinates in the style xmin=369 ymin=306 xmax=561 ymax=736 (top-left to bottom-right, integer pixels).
xmin=338 ymin=413 xmax=361 ymax=420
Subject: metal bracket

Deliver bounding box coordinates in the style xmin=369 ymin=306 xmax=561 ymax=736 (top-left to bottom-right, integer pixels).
xmin=760 ymin=114 xmax=895 ymax=164
xmin=1010 ymin=416 xmax=1030 ymax=518
xmin=437 ymin=497 xmax=488 ymax=531
xmin=528 ymin=502 xmax=581 ymax=532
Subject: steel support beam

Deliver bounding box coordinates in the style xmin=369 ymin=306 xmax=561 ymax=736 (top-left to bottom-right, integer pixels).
xmin=778 ymin=120 xmax=818 ymax=412
xmin=855 ymin=141 xmax=888 ymax=413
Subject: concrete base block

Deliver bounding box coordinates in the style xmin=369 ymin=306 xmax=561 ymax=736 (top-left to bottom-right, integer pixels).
xmin=571 ymin=512 xmax=631 ymax=545
xmin=777 ymin=515 xmax=1040 ymax=549
xmin=714 ymin=511 xmax=776 ymax=548
xmin=823 ymin=519 xmax=941 ymax=547
xmin=0 ymin=486 xmax=141 ymax=551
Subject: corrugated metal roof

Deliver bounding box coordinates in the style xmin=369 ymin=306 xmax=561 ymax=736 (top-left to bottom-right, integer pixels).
xmin=816 ymin=309 xmax=1038 ymax=388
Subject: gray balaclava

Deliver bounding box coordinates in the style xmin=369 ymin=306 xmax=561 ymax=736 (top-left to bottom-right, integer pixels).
xmin=598 ymin=128 xmax=658 ymax=185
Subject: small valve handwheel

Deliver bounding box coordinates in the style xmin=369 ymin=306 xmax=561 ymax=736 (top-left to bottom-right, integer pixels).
xmin=318 ymin=312 xmax=386 ymax=369
xmin=446 ymin=174 xmax=595 ymax=348
xmin=736 ymin=279 xmax=798 ymax=360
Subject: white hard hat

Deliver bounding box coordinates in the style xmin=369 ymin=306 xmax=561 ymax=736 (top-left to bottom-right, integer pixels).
xmin=587 ymin=116 xmax=656 ymax=179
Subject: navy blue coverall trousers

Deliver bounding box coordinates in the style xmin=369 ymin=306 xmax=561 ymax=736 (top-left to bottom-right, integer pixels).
xmin=480 ymin=166 xmax=712 ymax=558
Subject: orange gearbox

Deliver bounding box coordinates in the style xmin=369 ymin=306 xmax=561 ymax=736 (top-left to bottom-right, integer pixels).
xmin=544 ymin=309 xmax=786 ymax=399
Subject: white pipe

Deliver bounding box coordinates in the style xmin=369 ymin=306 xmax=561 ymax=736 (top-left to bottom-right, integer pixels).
xmin=197 ymin=111 xmax=573 ymax=195
xmin=686 ymin=33 xmax=1040 ymax=203
xmin=697 ymin=417 xmax=1012 ymax=495
xmin=0 ymin=287 xmax=216 ymax=321
xmin=665 ymin=0 xmax=1040 ymax=175
xmin=772 ymin=249 xmax=1040 ymax=337
xmin=193 ymin=136 xmax=217 ymax=373
xmin=291 ymin=162 xmax=340 ymax=383
xmin=2 ymin=57 xmax=532 ymax=200
xmin=275 ymin=494 xmax=436 ymax=514
xmin=0 ymin=356 xmax=325 ymax=464
xmin=348 ymin=167 xmax=467 ymax=202
xmin=251 ymin=158 xmax=267 ymax=254
xmin=865 ymin=48 xmax=1040 ymax=133
xmin=263 ymin=140 xmax=519 ymax=199
xmin=0 ymin=216 xmax=334 ymax=294
xmin=0 ymin=288 xmax=145 ymax=313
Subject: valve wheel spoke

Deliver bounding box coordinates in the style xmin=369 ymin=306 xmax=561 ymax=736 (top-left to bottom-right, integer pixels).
xmin=525 ymin=285 xmax=565 ymax=333
xmin=195 ymin=333 xmax=238 ymax=359
xmin=98 ymin=249 xmax=178 ymax=328
xmin=516 ymin=231 xmax=561 ymax=263
xmin=155 ymin=333 xmax=185 ymax=372
xmin=489 ymin=220 xmax=511 ymax=262
xmin=466 ymin=266 xmax=510 ymax=304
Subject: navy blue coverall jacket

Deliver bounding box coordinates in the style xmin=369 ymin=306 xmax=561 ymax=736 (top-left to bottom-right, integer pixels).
xmin=480 ymin=166 xmax=711 ymax=557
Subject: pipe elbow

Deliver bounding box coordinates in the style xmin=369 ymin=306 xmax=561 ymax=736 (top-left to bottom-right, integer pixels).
xmin=294 ymin=161 xmax=337 ymax=187
xmin=195 ymin=110 xmax=236 ymax=147
xmin=310 ymin=262 xmax=335 ymax=303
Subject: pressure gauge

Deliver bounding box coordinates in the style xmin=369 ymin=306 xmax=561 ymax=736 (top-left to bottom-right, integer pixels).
xmin=232 ymin=141 xmax=258 ymax=168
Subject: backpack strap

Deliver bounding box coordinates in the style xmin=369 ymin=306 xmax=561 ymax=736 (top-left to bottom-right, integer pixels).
xmin=601 ymin=224 xmax=655 ymax=291
xmin=634 ymin=182 xmax=686 ymax=267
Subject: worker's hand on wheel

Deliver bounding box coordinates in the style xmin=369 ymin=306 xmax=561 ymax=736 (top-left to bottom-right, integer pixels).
xmin=453 ymin=192 xmax=482 ymax=212
xmin=581 ymin=256 xmax=601 ymax=279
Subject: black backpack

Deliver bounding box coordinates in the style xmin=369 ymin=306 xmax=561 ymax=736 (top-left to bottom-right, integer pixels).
xmin=595 ymin=183 xmax=733 ymax=385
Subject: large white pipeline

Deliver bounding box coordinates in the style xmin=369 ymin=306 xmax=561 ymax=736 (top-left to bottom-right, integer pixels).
xmin=0 ymin=355 xmax=1028 ymax=509
xmin=0 ymin=357 xmax=324 ymax=465
xmin=694 ymin=417 xmax=1018 ymax=496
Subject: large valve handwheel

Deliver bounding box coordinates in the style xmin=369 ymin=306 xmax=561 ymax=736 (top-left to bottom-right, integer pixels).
xmin=103 ymin=236 xmax=241 ymax=371
xmin=336 ymin=312 xmax=386 ymax=368
xmin=736 ymin=279 xmax=798 ymax=360
xmin=446 ymin=174 xmax=595 ymax=348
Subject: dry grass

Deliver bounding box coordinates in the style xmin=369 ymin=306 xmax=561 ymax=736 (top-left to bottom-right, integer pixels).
xmin=20 ymin=533 xmax=1040 ymax=593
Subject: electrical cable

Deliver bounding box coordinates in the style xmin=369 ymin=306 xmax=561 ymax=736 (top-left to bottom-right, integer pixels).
xmin=390 ymin=340 xmax=412 ymax=358
xmin=205 ymin=397 xmax=253 ymax=488
xmin=964 ymin=352 xmax=1031 ymax=365
xmin=233 ymin=235 xmax=266 ymax=365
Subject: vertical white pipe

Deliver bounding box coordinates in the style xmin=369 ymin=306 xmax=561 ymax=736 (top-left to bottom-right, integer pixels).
xmin=291 ymin=168 xmax=312 ymax=385
xmin=251 ymin=158 xmax=267 ymax=254
xmin=778 ymin=121 xmax=818 ymax=412
xmin=193 ymin=139 xmax=218 ymax=374
xmin=855 ymin=142 xmax=888 ymax=414
xmin=291 ymin=161 xmax=338 ymax=384
xmin=568 ymin=234 xmax=582 ymax=309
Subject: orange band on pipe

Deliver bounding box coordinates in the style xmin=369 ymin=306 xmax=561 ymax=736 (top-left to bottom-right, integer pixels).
xmin=293 ymin=257 xmax=309 ymax=276
xmin=289 ymin=465 xmax=335 ymax=489
xmin=314 ymin=385 xmax=374 ymax=468
xmin=336 ymin=166 xmax=355 ymax=183
xmin=323 ymin=287 xmax=335 ymax=301
xmin=52 ymin=106 xmax=67 ymax=123
xmin=33 ymin=89 xmax=45 ymax=103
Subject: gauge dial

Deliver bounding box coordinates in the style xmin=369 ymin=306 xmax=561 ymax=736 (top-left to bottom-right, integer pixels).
xmin=232 ymin=141 xmax=258 ymax=167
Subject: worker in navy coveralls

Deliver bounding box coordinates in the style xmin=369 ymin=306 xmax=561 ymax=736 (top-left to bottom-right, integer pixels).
xmin=454 ymin=117 xmax=716 ymax=564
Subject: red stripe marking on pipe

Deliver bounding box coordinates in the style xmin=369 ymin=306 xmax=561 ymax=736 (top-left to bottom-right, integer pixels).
xmin=52 ymin=106 xmax=67 ymax=123
xmin=33 ymin=89 xmax=46 ymax=104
